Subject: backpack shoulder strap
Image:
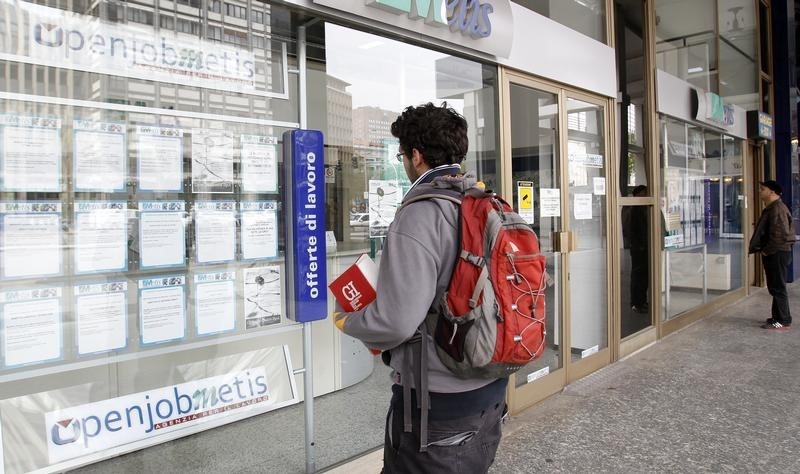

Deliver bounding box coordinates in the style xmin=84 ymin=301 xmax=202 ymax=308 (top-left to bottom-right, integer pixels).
xmin=401 ymin=191 xmax=462 ymax=208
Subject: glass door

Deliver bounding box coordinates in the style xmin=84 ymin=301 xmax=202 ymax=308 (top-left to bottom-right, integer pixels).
xmin=503 ymin=76 xmax=565 ymax=411
xmin=565 ymin=95 xmax=611 ymax=381
xmin=502 ymin=73 xmax=612 ymax=411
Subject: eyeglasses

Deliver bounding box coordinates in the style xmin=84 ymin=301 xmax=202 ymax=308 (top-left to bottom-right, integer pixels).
xmin=395 ymin=152 xmax=405 ymax=163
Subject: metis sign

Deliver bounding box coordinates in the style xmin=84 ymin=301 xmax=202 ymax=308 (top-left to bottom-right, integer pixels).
xmin=313 ymin=0 xmax=513 ymax=57
xmin=368 ymin=0 xmax=494 ymax=38
xmin=45 ymin=369 xmax=270 ymax=463
xmin=0 ymin=1 xmax=259 ymax=96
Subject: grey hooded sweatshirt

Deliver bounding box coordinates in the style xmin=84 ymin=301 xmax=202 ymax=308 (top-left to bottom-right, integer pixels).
xmin=341 ymin=170 xmax=497 ymax=394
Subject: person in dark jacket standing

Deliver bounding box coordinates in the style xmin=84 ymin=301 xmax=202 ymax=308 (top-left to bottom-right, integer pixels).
xmin=749 ymin=180 xmax=795 ymax=330
xmin=623 ymin=185 xmax=650 ymax=314
xmin=333 ymin=103 xmax=507 ymax=473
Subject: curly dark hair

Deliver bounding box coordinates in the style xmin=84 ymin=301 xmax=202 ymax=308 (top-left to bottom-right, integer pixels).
xmin=390 ymin=102 xmax=468 ymax=168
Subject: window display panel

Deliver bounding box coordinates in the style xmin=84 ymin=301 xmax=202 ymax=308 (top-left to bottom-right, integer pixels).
xmin=661 ymin=117 xmax=745 ymax=320
xmin=0 ymin=1 xmax=310 ymax=471
xmin=0 ymin=202 xmax=62 ymax=279
xmin=318 ymin=22 xmax=499 ymax=251
xmin=0 ymin=115 xmax=62 ymax=191
xmin=75 ymin=282 xmax=128 ymax=355
xmin=73 ymin=120 xmax=126 ymax=192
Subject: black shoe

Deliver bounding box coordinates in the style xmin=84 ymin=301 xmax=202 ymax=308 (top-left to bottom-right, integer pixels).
xmin=764 ymin=317 xmax=776 ymax=325
xmin=761 ymin=321 xmax=791 ymax=330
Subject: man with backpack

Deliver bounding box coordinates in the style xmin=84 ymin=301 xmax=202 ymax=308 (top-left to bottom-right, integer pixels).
xmin=333 ymin=103 xmax=509 ymax=473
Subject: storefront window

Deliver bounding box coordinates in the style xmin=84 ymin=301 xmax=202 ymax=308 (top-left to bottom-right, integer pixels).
xmin=656 ymin=0 xmax=759 ymax=111
xmin=0 ymin=1 xmax=298 ymax=472
xmin=513 ymin=0 xmax=606 ymax=43
xmin=309 ymin=22 xmax=500 ymax=468
xmin=316 ymin=22 xmax=499 ymax=252
xmin=660 ymin=117 xmax=745 ymax=320
xmin=621 ymin=205 xmax=652 ymax=337
xmin=0 ymin=1 xmax=502 ymax=472
xmin=655 ymin=0 xmax=717 ymax=93
xmin=616 ymin=0 xmax=648 ymax=195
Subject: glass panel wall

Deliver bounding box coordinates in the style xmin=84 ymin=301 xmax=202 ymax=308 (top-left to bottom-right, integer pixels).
xmin=0 ymin=1 xmax=307 ymax=472
xmin=621 ymin=204 xmax=652 ymax=336
xmin=718 ymin=0 xmax=758 ymax=109
xmin=655 ymin=0 xmax=716 ymax=93
xmin=616 ymin=0 xmax=649 ymax=195
xmin=660 ymin=116 xmax=745 ymax=320
xmin=315 ymin=22 xmax=501 ymax=468
xmin=513 ymin=0 xmax=606 ymax=43
xmin=0 ymin=1 xmax=502 ymax=472
xmin=318 ymin=22 xmax=499 ymax=253
xmin=655 ymin=0 xmax=759 ymax=112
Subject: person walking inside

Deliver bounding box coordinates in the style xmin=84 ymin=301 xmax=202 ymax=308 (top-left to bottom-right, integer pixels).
xmin=334 ymin=102 xmax=507 ymax=473
xmin=749 ymin=180 xmax=795 ymax=330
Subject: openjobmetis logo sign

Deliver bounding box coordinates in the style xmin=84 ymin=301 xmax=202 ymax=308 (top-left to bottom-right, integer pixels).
xmin=45 ymin=369 xmax=270 ymax=463
xmin=14 ymin=1 xmax=258 ymax=95
xmin=34 ymin=22 xmax=63 ymax=47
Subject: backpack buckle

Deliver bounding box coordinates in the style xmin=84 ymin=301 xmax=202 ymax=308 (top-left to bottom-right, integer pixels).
xmin=460 ymin=250 xmax=485 ymax=267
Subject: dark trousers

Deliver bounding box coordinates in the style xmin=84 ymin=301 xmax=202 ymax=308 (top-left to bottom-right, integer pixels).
xmin=763 ymin=251 xmax=792 ymax=325
xmin=629 ymin=246 xmax=649 ymax=307
xmin=382 ymin=395 xmax=505 ymax=474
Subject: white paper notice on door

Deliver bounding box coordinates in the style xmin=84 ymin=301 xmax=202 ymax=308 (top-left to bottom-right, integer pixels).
xmin=574 ymin=193 xmax=593 ymax=220
xmin=540 ymin=188 xmax=561 ymax=217
xmin=593 ymin=177 xmax=606 ymax=195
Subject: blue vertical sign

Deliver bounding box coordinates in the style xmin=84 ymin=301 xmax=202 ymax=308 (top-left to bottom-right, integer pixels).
xmin=284 ymin=130 xmax=327 ymax=322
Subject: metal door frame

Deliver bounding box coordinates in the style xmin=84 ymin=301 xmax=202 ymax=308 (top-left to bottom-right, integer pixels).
xmin=500 ymin=69 xmax=615 ymax=413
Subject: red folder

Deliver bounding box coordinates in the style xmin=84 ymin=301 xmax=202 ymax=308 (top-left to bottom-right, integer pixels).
xmin=329 ymin=254 xmax=381 ymax=355
xmin=329 ymin=254 xmax=378 ymax=312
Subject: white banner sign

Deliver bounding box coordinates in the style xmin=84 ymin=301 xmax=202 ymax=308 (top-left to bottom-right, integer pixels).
xmin=45 ymin=368 xmax=271 ymax=463
xmin=5 ymin=1 xmax=258 ymax=95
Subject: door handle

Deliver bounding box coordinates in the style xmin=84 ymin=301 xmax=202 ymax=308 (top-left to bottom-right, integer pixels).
xmin=552 ymin=231 xmax=574 ymax=253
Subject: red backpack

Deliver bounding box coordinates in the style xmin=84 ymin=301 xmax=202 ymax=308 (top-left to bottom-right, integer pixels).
xmin=408 ymin=186 xmax=549 ymax=379
xmin=400 ymin=185 xmax=549 ymax=452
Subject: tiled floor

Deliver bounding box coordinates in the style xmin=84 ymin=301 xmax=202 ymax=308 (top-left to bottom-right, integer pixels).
xmin=328 ymin=284 xmax=800 ymax=473
xmin=74 ymin=284 xmax=800 ymax=473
